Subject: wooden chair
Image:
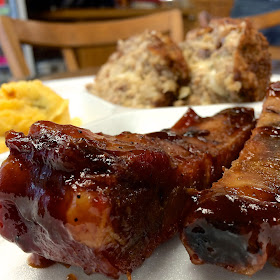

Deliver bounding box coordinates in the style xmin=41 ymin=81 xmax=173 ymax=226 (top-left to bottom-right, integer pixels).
xmin=0 ymin=9 xmax=183 ymax=80
xmin=243 ymin=10 xmax=280 ymax=60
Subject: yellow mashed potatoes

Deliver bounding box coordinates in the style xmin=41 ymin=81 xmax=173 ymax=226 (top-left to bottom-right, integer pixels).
xmin=0 ymin=80 xmax=77 ymax=153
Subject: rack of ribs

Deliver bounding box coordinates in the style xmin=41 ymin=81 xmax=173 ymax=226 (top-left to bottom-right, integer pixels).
xmin=0 ymin=106 xmax=255 ymax=279
xmin=181 ymin=82 xmax=280 ymax=275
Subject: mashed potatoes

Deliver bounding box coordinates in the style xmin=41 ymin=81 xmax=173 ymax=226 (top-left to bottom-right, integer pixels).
xmin=0 ymin=80 xmax=73 ymax=153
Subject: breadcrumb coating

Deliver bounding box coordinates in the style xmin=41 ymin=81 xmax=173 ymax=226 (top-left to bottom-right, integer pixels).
xmin=87 ymin=19 xmax=271 ymax=108
xmin=179 ymin=18 xmax=271 ymax=105
xmin=87 ymin=30 xmax=189 ymax=108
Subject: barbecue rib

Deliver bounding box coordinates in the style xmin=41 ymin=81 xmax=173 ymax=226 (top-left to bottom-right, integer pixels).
xmin=181 ymin=82 xmax=280 ymax=275
xmin=0 ymin=107 xmax=255 ymax=279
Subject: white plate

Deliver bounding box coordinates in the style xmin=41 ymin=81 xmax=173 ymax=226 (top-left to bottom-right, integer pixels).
xmin=0 ymin=75 xmax=265 ymax=163
xmin=2 ymin=100 xmax=278 ymax=280
xmin=43 ymin=76 xmax=134 ymax=125
xmin=87 ymin=102 xmax=262 ymax=135
xmin=0 ymin=75 xmax=280 ymax=279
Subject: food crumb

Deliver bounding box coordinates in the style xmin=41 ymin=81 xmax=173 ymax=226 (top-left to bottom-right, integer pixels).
xmin=127 ymin=272 xmax=132 ymax=280
xmin=67 ymin=273 xmax=77 ymax=280
xmin=27 ymin=253 xmax=55 ymax=268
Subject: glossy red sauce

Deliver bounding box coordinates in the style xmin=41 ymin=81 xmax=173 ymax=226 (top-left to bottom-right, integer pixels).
xmin=0 ymin=108 xmax=255 ymax=279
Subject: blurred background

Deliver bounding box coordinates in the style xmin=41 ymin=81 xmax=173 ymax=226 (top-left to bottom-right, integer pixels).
xmin=0 ymin=0 xmax=279 ymax=83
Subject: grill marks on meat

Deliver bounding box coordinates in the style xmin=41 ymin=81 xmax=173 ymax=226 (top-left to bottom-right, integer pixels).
xmin=181 ymin=82 xmax=280 ymax=275
xmin=0 ymin=107 xmax=255 ymax=278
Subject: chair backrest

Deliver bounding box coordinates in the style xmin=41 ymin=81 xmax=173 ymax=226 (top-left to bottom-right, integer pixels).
xmin=0 ymin=9 xmax=184 ymax=80
xmin=242 ymin=10 xmax=280 ymax=60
